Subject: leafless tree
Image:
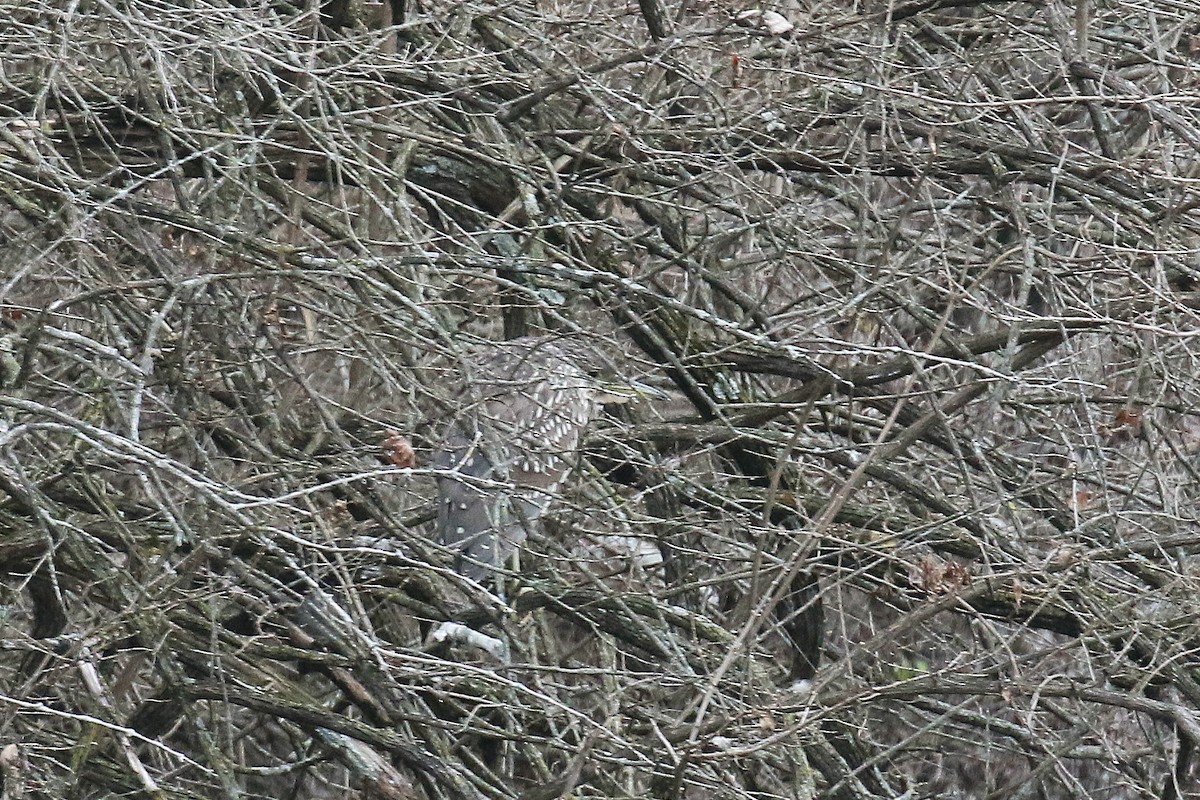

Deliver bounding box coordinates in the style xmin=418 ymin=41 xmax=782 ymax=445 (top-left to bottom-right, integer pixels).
xmin=2 ymin=0 xmax=1200 ymax=798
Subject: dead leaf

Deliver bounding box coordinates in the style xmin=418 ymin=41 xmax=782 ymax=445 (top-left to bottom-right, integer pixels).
xmin=384 ymin=430 xmax=415 ymax=468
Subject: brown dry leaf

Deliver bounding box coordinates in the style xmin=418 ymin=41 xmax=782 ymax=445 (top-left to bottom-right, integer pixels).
xmin=384 ymin=430 xmax=415 ymax=468
xmin=261 ymin=300 xmax=280 ymax=329
xmin=1100 ymin=406 xmax=1143 ymax=442
xmin=912 ymin=558 xmax=938 ymax=593
xmin=912 ymin=558 xmax=971 ymax=595
xmin=943 ymin=561 xmax=970 ymax=589
xmin=1114 ymin=407 xmax=1141 ymax=428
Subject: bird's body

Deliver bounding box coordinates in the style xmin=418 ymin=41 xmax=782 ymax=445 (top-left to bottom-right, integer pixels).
xmin=433 ymin=337 xmax=602 ymax=582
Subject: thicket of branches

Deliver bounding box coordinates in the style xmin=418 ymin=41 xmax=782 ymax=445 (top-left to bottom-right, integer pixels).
xmin=2 ymin=0 xmax=1200 ymax=798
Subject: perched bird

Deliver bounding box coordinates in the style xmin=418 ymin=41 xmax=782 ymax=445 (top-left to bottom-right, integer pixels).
xmin=433 ymin=337 xmax=622 ymax=583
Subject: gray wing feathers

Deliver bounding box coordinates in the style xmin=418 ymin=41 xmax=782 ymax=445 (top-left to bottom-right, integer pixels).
xmin=434 ymin=432 xmax=518 ymax=581
xmin=432 ymin=338 xmax=598 ymax=581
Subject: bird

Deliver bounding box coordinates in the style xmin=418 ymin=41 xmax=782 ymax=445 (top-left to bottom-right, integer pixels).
xmin=432 ymin=336 xmax=620 ymax=584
